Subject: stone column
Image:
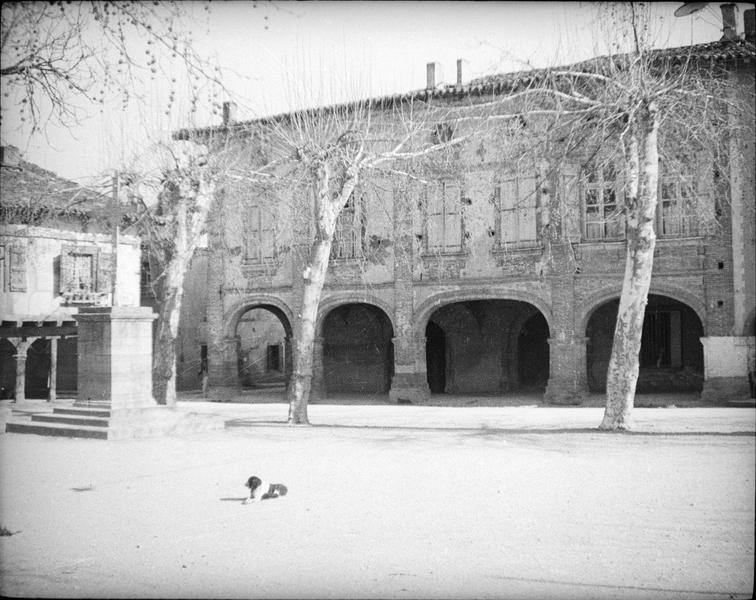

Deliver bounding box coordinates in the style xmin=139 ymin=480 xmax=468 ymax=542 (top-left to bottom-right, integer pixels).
xmin=48 ymin=337 xmax=57 ymax=402
xmin=310 ymin=336 xmax=325 ymax=401
xmin=544 ymin=335 xmax=589 ymax=405
xmin=700 ymin=336 xmax=755 ymax=400
xmin=73 ymin=306 xmax=157 ymax=408
xmin=388 ymin=182 xmax=430 ymax=404
xmin=14 ymin=339 xmax=30 ymax=403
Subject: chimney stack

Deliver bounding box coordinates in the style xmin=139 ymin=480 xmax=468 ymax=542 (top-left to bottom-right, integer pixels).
xmin=222 ymin=101 xmax=237 ymax=126
xmin=426 ymin=62 xmax=442 ymax=90
xmin=456 ymin=59 xmax=469 ymax=87
xmin=744 ymin=8 xmax=755 ymax=42
xmin=720 ymin=3 xmax=739 ymax=41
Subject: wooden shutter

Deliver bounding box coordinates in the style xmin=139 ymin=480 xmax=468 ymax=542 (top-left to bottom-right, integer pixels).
xmin=59 ymin=246 xmax=74 ymax=293
xmin=96 ymin=251 xmax=113 ymax=293
xmin=518 ymin=175 xmax=537 ymax=243
xmin=9 ymin=245 xmax=27 ymax=292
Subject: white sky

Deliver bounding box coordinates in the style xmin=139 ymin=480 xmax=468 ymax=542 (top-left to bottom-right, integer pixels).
xmin=0 ymin=1 xmax=736 ymax=186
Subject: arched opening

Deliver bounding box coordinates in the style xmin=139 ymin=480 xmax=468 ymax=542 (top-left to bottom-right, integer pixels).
xmin=0 ymin=339 xmax=16 ymax=399
xmin=425 ymin=300 xmax=549 ymax=394
xmin=426 ymin=321 xmax=446 ymax=393
xmin=25 ymin=338 xmax=51 ymax=399
xmin=586 ymin=294 xmax=704 ymax=393
xmin=322 ymin=303 xmax=394 ymax=394
xmin=518 ymin=312 xmax=550 ymax=391
xmin=235 ymin=307 xmax=289 ymax=389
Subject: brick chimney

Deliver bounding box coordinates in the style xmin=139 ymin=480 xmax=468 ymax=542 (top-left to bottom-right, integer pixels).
xmin=222 ymin=101 xmax=237 ymax=126
xmin=426 ymin=62 xmax=442 ymax=90
xmin=456 ymin=59 xmax=469 ymax=87
xmin=744 ymin=8 xmax=755 ymax=42
xmin=720 ymin=3 xmax=739 ymax=41
xmin=0 ymin=145 xmax=20 ymax=168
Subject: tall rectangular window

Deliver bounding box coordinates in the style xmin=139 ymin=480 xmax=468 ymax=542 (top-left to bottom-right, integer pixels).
xmin=658 ymin=171 xmax=698 ymax=237
xmin=425 ymin=181 xmax=462 ymax=253
xmin=583 ymin=162 xmax=624 ymax=240
xmin=71 ymin=253 xmax=94 ymax=292
xmin=245 ymin=205 xmax=275 ymax=262
xmin=495 ymin=170 xmax=538 ymax=247
xmin=331 ymin=193 xmax=364 ymax=260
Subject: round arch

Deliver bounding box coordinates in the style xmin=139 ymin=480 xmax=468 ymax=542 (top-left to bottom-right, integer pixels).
xmin=316 ymin=293 xmax=395 ymax=336
xmin=414 ymin=289 xmax=552 ymax=339
xmin=223 ymin=295 xmax=295 ymax=339
xmin=578 ymin=283 xmax=707 ymax=337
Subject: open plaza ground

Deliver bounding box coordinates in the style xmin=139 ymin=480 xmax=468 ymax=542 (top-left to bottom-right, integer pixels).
xmin=1 ymin=392 xmax=754 ymax=599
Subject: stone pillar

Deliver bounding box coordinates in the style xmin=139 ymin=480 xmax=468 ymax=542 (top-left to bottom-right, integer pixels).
xmin=389 ymin=334 xmax=430 ymax=404
xmin=14 ymin=339 xmax=30 ymax=403
xmin=310 ymin=336 xmax=325 ymax=401
xmin=388 ymin=181 xmax=429 ymax=404
xmin=700 ymin=336 xmax=755 ymax=400
xmin=48 ymin=337 xmax=57 ymax=402
xmin=544 ymin=336 xmax=589 ymax=405
xmin=73 ymin=306 xmax=157 ymax=408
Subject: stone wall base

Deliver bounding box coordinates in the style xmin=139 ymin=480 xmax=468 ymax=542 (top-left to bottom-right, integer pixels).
xmin=701 ymin=377 xmax=753 ymax=402
xmin=544 ymin=380 xmax=586 ymax=405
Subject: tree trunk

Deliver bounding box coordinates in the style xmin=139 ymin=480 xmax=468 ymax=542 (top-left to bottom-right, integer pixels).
xmin=152 ymin=178 xmax=215 ymax=406
xmin=287 ymin=162 xmax=359 ymax=424
xmin=600 ymin=102 xmax=659 ymax=430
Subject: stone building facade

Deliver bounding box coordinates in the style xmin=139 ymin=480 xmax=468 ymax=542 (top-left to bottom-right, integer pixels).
xmin=0 ymin=147 xmax=141 ymax=401
xmin=181 ymin=35 xmax=755 ymax=404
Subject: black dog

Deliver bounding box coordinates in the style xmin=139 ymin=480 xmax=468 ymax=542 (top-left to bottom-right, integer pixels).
xmin=244 ymin=476 xmax=288 ymax=504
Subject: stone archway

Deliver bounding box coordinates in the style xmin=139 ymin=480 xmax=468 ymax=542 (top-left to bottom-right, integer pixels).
xmin=234 ymin=306 xmax=292 ymax=389
xmin=424 ymin=299 xmax=550 ymax=395
xmin=320 ymin=303 xmax=395 ymax=395
xmin=585 ymin=294 xmax=705 ymax=393
xmin=0 ymin=338 xmax=16 ymax=400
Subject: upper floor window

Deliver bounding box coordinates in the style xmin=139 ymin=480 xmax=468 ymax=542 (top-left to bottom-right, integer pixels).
xmin=331 ymin=193 xmax=365 ymax=260
xmin=424 ymin=180 xmax=463 ymax=253
xmin=495 ymin=168 xmax=538 ymax=247
xmin=59 ymin=245 xmax=110 ymax=304
xmin=244 ymin=205 xmax=275 ymax=263
xmin=582 ymin=161 xmax=625 ymax=241
xmin=658 ymin=158 xmax=703 ymax=238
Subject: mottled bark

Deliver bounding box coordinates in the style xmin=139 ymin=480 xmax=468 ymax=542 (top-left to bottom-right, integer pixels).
xmin=153 ymin=178 xmax=214 ymax=406
xmin=287 ymin=161 xmax=358 ymax=424
xmin=600 ymin=102 xmax=659 ymax=430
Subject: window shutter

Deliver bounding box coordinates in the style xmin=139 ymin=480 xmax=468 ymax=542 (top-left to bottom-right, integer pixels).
xmin=560 ymin=166 xmax=581 ymax=241
xmin=499 ymin=178 xmax=517 ymax=243
xmin=518 ymin=175 xmax=537 ymax=242
xmin=97 ymin=252 xmax=113 ymax=293
xmin=59 ymin=247 xmax=74 ymax=293
xmin=9 ymin=245 xmax=27 ymax=292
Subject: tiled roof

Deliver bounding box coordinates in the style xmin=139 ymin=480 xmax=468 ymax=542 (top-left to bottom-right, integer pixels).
xmin=0 ymin=159 xmax=109 ymax=223
xmin=174 ymin=39 xmax=755 ymax=141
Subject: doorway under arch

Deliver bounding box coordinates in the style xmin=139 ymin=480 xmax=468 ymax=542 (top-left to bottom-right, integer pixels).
xmin=25 ymin=338 xmax=51 ymax=399
xmin=235 ymin=307 xmax=290 ymax=388
xmin=586 ymin=294 xmax=704 ymax=393
xmin=0 ymin=339 xmax=16 ymax=399
xmin=322 ymin=303 xmax=394 ymax=394
xmin=425 ymin=300 xmax=550 ymax=394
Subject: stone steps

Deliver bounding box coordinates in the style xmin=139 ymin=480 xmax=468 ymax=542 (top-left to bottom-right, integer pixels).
xmin=5 ymin=420 xmax=109 ymax=439
xmin=4 ymin=402 xmax=226 ymax=440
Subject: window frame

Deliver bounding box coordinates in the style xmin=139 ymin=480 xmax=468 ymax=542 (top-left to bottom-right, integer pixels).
xmin=331 ymin=191 xmax=366 ymax=261
xmin=581 ymin=161 xmax=625 ymax=242
xmin=243 ymin=204 xmax=276 ymax=264
xmin=423 ymin=179 xmax=464 ymax=255
xmin=494 ymin=167 xmax=539 ymax=249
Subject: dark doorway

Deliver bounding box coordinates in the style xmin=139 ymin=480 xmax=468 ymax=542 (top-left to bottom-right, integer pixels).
xmin=426 ymin=321 xmax=446 ymax=393
xmin=518 ymin=313 xmax=550 ymax=390
xmin=586 ymin=294 xmax=704 ymax=392
xmin=25 ymin=338 xmax=51 ymax=399
xmin=322 ymin=303 xmax=394 ymax=394
xmin=0 ymin=339 xmax=16 ymax=399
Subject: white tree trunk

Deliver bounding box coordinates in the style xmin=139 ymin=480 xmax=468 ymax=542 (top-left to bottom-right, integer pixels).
xmin=600 ymin=103 xmax=659 ymax=430
xmin=153 ymin=178 xmax=214 ymax=406
xmin=287 ymin=162 xmax=358 ymax=424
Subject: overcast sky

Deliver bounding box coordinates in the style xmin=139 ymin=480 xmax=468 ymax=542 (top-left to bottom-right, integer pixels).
xmin=0 ymin=1 xmax=733 ymax=185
